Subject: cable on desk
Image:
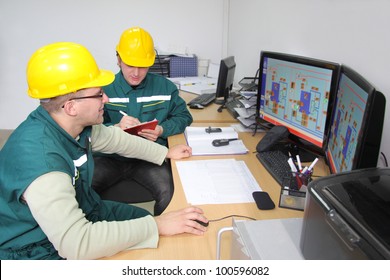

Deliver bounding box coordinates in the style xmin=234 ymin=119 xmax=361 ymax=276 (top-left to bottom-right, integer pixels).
xmin=209 ymin=214 xmax=256 ymax=224
xmin=381 ymin=152 xmax=388 ymax=167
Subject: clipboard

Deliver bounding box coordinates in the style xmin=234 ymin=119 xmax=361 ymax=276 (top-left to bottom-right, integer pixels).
xmin=124 ymin=119 xmax=158 ymax=135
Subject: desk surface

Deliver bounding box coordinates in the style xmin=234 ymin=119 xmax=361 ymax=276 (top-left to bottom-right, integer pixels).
xmin=181 ymin=91 xmax=237 ymax=123
xmin=102 ymin=123 xmax=330 ymax=260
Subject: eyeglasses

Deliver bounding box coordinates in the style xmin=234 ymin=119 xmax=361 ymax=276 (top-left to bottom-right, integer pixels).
xmin=62 ymin=90 xmax=104 ymax=108
xmin=68 ymin=91 xmax=104 ymax=101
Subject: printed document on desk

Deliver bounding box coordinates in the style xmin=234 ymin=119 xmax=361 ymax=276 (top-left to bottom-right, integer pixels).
xmin=180 ymin=83 xmax=216 ymax=94
xmin=175 ymin=159 xmax=261 ymax=205
xmin=184 ymin=126 xmax=248 ymax=155
xmin=169 ymin=77 xmax=217 ymax=95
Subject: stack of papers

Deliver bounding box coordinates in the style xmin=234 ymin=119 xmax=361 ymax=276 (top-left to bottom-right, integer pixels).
xmin=168 ymin=77 xmax=217 ymax=95
xmin=176 ymin=159 xmax=261 ymax=205
xmin=184 ymin=126 xmax=248 ymax=156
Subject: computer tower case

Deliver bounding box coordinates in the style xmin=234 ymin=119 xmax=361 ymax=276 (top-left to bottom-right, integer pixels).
xmin=300 ymin=168 xmax=390 ymax=259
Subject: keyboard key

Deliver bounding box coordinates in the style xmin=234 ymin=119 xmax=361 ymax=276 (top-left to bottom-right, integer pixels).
xmin=256 ymin=150 xmax=299 ymax=189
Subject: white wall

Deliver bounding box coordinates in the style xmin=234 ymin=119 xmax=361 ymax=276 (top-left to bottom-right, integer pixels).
xmin=228 ymin=0 xmax=390 ymax=166
xmin=0 ymin=0 xmax=225 ymax=129
xmin=1 ymin=0 xmax=389 ymax=165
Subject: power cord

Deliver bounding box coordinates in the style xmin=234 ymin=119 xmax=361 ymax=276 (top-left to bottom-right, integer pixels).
xmin=154 ymin=48 xmax=165 ymax=76
xmin=380 ymin=152 xmax=388 ymax=167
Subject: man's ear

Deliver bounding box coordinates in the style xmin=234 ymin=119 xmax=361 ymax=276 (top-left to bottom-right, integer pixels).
xmin=62 ymin=100 xmax=78 ymax=116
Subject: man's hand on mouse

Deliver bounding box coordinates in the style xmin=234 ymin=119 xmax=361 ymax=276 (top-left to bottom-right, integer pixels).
xmin=154 ymin=206 xmax=209 ymax=236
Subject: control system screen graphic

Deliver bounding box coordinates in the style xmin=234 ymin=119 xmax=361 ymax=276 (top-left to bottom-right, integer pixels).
xmin=259 ymin=56 xmax=333 ymax=147
xmin=327 ymin=73 xmax=368 ymax=172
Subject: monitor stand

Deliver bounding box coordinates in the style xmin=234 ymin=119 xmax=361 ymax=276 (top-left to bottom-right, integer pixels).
xmin=215 ymin=90 xmax=235 ymax=112
xmin=272 ymin=142 xmax=318 ymax=163
xmin=215 ymin=96 xmax=227 ymax=112
xmin=214 ymin=98 xmax=225 ymax=105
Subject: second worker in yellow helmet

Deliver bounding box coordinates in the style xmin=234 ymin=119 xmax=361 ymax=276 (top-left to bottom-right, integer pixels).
xmin=92 ymin=27 xmax=193 ymax=215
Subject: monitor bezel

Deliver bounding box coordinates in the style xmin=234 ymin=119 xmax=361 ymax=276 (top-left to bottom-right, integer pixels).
xmin=215 ymin=56 xmax=236 ymax=102
xmin=325 ymin=64 xmax=381 ymax=173
xmin=255 ymin=50 xmax=340 ymax=156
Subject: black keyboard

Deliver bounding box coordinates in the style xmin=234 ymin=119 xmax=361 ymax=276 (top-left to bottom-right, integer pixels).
xmin=256 ymin=150 xmax=298 ymax=189
xmin=187 ymin=93 xmax=215 ymax=107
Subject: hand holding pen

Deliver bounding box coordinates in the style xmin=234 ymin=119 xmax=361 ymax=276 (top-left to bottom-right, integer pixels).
xmin=118 ymin=110 xmax=141 ymax=129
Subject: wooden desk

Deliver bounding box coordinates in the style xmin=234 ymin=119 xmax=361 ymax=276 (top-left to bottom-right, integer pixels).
xmin=180 ymin=91 xmax=237 ymax=123
xmin=102 ymin=123 xmax=330 ymax=260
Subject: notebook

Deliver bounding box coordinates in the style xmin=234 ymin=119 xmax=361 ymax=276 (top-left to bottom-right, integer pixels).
xmin=124 ymin=119 xmax=158 ymax=135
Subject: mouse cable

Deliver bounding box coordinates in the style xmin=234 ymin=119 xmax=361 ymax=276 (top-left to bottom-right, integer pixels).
xmin=209 ymin=214 xmax=256 ymax=223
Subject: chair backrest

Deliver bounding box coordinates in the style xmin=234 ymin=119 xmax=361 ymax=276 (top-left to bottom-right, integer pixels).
xmin=0 ymin=129 xmax=14 ymax=150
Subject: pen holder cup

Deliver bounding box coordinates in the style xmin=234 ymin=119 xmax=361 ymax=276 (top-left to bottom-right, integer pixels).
xmin=279 ymin=171 xmax=312 ymax=211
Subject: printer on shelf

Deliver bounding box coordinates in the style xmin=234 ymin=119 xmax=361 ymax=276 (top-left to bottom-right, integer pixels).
xmin=300 ymin=167 xmax=390 ymax=259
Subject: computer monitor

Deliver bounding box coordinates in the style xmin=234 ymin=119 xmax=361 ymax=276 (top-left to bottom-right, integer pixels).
xmin=325 ymin=65 xmax=386 ymax=173
xmin=215 ymin=56 xmax=236 ymax=107
xmin=256 ymin=51 xmax=340 ymax=159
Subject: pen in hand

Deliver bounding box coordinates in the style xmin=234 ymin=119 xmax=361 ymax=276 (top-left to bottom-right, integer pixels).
xmin=119 ymin=110 xmax=128 ymax=116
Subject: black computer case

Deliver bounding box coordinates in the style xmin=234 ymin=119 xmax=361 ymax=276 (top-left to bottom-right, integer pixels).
xmin=300 ymin=168 xmax=390 ymax=259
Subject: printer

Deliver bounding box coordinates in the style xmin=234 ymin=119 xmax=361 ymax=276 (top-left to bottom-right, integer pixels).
xmin=300 ymin=167 xmax=390 ymax=259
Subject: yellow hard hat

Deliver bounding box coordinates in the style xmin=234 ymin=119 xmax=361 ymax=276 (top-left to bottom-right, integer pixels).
xmin=116 ymin=27 xmax=156 ymax=67
xmin=27 ymin=42 xmax=115 ymax=99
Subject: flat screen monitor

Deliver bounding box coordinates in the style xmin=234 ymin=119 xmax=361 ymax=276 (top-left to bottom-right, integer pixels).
xmin=256 ymin=51 xmax=340 ymax=159
xmin=215 ymin=56 xmax=236 ymax=105
xmin=325 ymin=65 xmax=386 ymax=173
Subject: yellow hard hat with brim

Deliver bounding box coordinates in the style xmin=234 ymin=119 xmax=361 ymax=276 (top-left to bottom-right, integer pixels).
xmin=116 ymin=27 xmax=155 ymax=67
xmin=27 ymin=42 xmax=115 ymax=99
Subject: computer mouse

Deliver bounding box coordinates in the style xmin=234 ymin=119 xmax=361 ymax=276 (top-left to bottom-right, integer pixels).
xmin=212 ymin=139 xmax=230 ymax=147
xmin=193 ymin=219 xmax=209 ymax=227
xmin=189 ymin=104 xmax=204 ymax=109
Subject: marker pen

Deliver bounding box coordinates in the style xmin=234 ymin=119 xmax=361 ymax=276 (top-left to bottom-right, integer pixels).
xmin=296 ymin=155 xmax=302 ymax=171
xmin=287 ymin=158 xmax=298 ymax=173
xmin=307 ymin=158 xmax=319 ymax=173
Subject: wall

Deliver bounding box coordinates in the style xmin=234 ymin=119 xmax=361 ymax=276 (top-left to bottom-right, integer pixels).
xmin=0 ymin=0 xmax=225 ymax=129
xmin=228 ymin=0 xmax=390 ymax=166
xmin=1 ymin=0 xmax=389 ymax=165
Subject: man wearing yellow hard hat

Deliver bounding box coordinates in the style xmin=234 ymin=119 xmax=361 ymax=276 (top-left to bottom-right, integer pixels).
xmin=92 ymin=27 xmax=193 ymax=215
xmin=0 ymin=42 xmax=207 ymax=260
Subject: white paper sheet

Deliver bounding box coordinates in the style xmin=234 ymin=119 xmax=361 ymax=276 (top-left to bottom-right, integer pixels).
xmin=175 ymin=159 xmax=261 ymax=205
xmin=184 ymin=126 xmax=248 ymax=155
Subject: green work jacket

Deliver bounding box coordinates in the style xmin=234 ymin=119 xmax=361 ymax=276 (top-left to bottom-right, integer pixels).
xmin=0 ymin=106 xmax=147 ymax=259
xmin=103 ymin=72 xmax=193 ymax=146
